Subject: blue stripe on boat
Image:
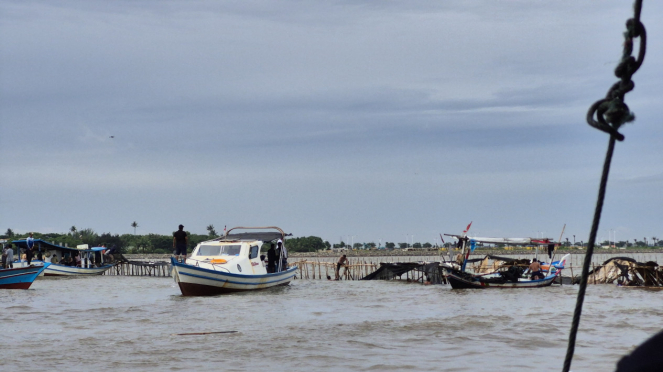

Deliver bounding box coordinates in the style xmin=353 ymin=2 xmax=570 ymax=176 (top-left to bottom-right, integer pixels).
xmin=178 ymin=269 xmax=296 ymax=286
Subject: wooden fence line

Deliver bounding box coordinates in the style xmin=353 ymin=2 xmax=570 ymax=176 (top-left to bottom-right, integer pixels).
xmin=104 ymin=261 xmax=171 ymax=277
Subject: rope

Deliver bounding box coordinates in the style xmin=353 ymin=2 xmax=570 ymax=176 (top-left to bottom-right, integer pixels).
xmin=562 ymin=2 xmax=646 ymax=371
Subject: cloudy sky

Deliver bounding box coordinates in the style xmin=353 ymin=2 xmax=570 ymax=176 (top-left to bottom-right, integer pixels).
xmin=1 ymin=1 xmax=661 ymax=245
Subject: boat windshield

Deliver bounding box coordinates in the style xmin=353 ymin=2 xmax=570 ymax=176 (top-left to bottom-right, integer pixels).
xmin=197 ymin=244 xmax=242 ymax=256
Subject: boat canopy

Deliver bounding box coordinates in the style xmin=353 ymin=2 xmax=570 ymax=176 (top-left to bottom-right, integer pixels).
xmin=216 ymin=232 xmax=286 ymax=242
xmin=12 ymin=239 xmax=106 ymax=253
xmin=446 ymin=235 xmax=552 ymax=245
xmin=216 ymin=226 xmax=292 ymax=243
xmin=465 ymin=255 xmax=528 ymax=264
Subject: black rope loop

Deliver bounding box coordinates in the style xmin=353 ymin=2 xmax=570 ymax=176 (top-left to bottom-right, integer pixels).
xmin=586 ymin=100 xmax=625 ymax=141
xmin=585 ymin=1 xmax=645 ymax=142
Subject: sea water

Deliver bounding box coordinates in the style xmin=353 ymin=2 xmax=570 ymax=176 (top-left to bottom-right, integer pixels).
xmin=1 ymin=274 xmax=662 ymax=371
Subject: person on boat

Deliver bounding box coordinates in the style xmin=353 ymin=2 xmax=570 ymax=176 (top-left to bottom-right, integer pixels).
xmin=104 ymin=244 xmax=117 ymax=263
xmin=529 ymin=258 xmax=544 ymax=280
xmin=276 ymin=239 xmax=288 ymax=272
xmin=267 ymin=244 xmax=276 ymax=273
xmin=87 ymin=251 xmax=96 ymax=267
xmin=74 ymin=253 xmax=82 ymax=267
xmin=336 ymin=254 xmax=348 ymax=280
xmin=2 ymin=244 xmax=12 ymax=269
xmin=6 ymin=245 xmax=13 ymax=268
xmin=24 ymin=232 xmax=36 ymax=265
xmin=173 ymin=224 xmax=188 ymax=263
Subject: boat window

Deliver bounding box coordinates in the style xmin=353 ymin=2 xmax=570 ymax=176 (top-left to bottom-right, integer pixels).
xmin=249 ymin=245 xmax=259 ymax=259
xmin=197 ymin=245 xmax=221 ymax=256
xmin=223 ymin=245 xmax=242 ymax=256
xmin=196 ymin=244 xmax=242 ymax=256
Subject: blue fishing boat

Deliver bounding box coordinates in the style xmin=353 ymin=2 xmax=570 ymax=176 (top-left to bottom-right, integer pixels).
xmin=0 ymin=263 xmax=51 ymax=289
xmin=12 ymin=239 xmax=114 ymax=276
xmin=171 ymin=226 xmax=298 ymax=296
xmin=442 ymin=233 xmax=569 ymax=289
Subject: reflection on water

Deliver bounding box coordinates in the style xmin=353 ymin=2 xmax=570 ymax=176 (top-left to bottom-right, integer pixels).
xmin=1 ymin=275 xmax=662 ymax=371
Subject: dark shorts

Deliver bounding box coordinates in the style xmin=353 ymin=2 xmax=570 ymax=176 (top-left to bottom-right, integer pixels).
xmin=337 ymin=263 xmax=342 ymax=271
xmin=531 ymin=270 xmax=544 ymax=279
xmin=175 ymin=245 xmax=187 ymax=256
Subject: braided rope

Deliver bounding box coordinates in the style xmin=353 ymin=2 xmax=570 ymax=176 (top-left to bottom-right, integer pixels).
xmin=562 ymin=2 xmax=646 ymax=371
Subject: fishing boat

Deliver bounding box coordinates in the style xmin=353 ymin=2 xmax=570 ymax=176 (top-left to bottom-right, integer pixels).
xmin=11 ymin=239 xmax=114 ymax=276
xmin=442 ymin=233 xmax=569 ymax=289
xmin=0 ymin=263 xmax=51 ymax=289
xmin=171 ymin=226 xmax=298 ymax=296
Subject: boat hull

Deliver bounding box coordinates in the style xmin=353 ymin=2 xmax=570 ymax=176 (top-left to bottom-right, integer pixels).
xmin=0 ymin=264 xmax=50 ymax=289
xmin=447 ymin=272 xmax=559 ymax=289
xmin=13 ymin=261 xmax=114 ymax=276
xmin=171 ymin=257 xmax=297 ymax=296
xmin=43 ymin=263 xmax=114 ymax=276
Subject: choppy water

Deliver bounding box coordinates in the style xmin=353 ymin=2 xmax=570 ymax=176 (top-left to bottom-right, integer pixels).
xmin=1 ymin=275 xmax=662 ymax=371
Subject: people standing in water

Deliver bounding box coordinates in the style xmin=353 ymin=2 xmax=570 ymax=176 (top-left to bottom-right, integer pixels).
xmin=267 ymin=243 xmax=276 ymax=273
xmin=25 ymin=232 xmax=35 ymax=265
xmin=336 ymin=254 xmax=348 ymax=280
xmin=173 ymin=224 xmax=188 ymax=263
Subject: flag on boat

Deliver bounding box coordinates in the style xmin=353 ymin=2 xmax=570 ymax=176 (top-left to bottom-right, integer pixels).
xmin=463 ymin=222 xmax=472 ymax=234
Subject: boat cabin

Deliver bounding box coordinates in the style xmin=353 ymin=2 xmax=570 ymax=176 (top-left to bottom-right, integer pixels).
xmin=186 ymin=228 xmax=291 ymax=275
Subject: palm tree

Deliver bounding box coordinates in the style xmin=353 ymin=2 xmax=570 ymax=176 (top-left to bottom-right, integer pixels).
xmin=131 ymin=221 xmax=138 ymax=235
xmin=70 ymin=226 xmax=77 ymax=236
xmin=206 ymin=224 xmax=217 ymax=236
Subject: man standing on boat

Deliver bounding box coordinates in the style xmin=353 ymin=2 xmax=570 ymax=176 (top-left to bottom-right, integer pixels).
xmin=4 ymin=244 xmax=14 ymax=269
xmin=173 ymin=225 xmax=188 ymax=263
xmin=25 ymin=232 xmax=35 ymax=265
xmin=267 ymin=243 xmax=276 ymax=273
xmin=529 ymin=258 xmax=544 ymax=280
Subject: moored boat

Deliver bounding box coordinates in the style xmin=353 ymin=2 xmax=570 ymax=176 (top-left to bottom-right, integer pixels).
xmin=446 ymin=269 xmax=559 ymax=289
xmin=443 ymin=232 xmax=568 ymax=289
xmin=12 ymin=239 xmax=114 ymax=276
xmin=172 ymin=226 xmax=298 ymax=296
xmin=0 ymin=263 xmax=51 ymax=289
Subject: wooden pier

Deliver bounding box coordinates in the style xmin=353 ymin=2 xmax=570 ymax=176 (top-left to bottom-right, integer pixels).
xmin=104 ymin=260 xmax=171 ymax=277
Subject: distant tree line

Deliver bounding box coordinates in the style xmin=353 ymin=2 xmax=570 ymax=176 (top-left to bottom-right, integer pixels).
xmin=0 ymin=228 xmax=212 ymax=254
xmin=2 ymin=228 xmax=661 ymax=254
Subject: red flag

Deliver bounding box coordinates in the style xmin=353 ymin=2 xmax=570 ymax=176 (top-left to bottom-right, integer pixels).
xmin=463 ymin=221 xmax=473 ymax=234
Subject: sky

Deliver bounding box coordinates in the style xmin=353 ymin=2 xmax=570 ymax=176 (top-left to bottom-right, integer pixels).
xmin=1 ymin=1 xmax=661 ymax=245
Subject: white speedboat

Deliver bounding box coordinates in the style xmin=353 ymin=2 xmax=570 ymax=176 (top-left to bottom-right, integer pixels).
xmin=171 ymin=226 xmax=297 ymax=296
xmin=12 ymin=239 xmax=114 ymax=276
